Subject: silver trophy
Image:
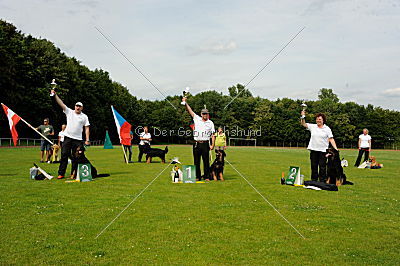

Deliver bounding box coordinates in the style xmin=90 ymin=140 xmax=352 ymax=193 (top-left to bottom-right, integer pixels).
xmin=300 ymin=102 xmax=307 ymax=119
xmin=301 ymin=102 xmax=307 ymax=111
xmin=50 ymin=79 xmax=57 ymax=96
xmin=181 ymin=87 xmax=190 ymax=105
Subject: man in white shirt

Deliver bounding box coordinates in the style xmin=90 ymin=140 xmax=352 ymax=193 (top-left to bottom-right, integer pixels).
xmin=354 ymin=128 xmax=372 ymax=167
xmin=51 ymin=89 xmax=90 ymax=179
xmin=138 ymin=126 xmax=152 ymax=162
xmin=182 ymin=96 xmax=215 ymax=181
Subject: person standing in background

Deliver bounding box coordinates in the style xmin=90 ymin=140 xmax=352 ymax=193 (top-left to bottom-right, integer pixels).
xmin=138 ymin=126 xmax=151 ymax=162
xmin=36 ymin=118 xmax=54 ymax=163
xmin=58 ymin=124 xmax=66 ymax=149
xmin=122 ymin=130 xmax=134 ymax=163
xmin=354 ymin=128 xmax=372 ymax=167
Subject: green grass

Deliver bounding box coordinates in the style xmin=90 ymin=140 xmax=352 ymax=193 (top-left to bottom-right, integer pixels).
xmin=0 ymin=146 xmax=399 ymax=264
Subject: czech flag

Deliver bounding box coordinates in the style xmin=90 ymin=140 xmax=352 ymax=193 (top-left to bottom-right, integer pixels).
xmin=111 ymin=106 xmax=132 ymax=145
xmin=1 ymin=103 xmax=21 ymax=146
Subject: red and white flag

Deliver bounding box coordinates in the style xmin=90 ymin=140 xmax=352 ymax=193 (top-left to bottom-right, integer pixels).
xmin=1 ymin=103 xmax=21 ymax=146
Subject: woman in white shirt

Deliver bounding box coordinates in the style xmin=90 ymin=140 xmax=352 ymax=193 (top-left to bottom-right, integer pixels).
xmin=138 ymin=126 xmax=152 ymax=162
xmin=301 ymin=111 xmax=338 ymax=182
xmin=354 ymin=128 xmax=372 ymax=167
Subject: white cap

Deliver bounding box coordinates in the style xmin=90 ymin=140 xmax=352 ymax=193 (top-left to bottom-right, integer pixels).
xmin=75 ymin=102 xmax=83 ymax=107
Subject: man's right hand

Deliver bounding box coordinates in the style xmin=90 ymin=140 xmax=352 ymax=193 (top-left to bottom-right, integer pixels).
xmin=182 ymin=96 xmax=187 ymax=103
xmin=51 ymin=89 xmax=56 ymax=95
xmin=301 ymin=110 xmax=305 ymax=116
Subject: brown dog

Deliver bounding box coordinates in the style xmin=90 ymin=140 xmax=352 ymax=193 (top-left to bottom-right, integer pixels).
xmin=51 ymin=144 xmax=60 ymax=162
xmin=210 ymin=150 xmax=226 ymax=181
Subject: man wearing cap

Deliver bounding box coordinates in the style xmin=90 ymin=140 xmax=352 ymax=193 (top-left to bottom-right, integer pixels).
xmin=182 ymin=97 xmax=215 ymax=181
xmin=36 ymin=118 xmax=54 ymax=163
xmin=51 ymin=89 xmax=90 ymax=179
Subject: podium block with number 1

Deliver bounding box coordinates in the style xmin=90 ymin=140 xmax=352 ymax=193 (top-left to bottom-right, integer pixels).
xmin=182 ymin=165 xmax=196 ymax=183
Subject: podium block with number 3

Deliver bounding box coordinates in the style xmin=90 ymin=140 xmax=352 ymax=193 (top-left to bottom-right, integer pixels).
xmin=182 ymin=165 xmax=196 ymax=183
xmin=77 ymin=163 xmax=93 ymax=182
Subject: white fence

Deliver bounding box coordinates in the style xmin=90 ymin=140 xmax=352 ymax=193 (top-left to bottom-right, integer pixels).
xmin=0 ymin=138 xmax=104 ymax=147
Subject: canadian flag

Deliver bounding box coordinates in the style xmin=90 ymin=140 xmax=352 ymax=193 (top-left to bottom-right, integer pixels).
xmin=1 ymin=103 xmax=21 ymax=146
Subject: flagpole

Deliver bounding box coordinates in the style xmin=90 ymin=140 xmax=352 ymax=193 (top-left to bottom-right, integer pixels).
xmin=121 ymin=145 xmax=129 ymax=164
xmin=1 ymin=103 xmax=53 ymax=145
xmin=111 ymin=105 xmax=130 ymax=164
xmin=20 ymin=117 xmax=54 ymax=145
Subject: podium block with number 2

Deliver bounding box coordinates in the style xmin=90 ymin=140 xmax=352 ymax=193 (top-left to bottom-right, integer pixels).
xmin=182 ymin=165 xmax=196 ymax=183
xmin=77 ymin=163 xmax=93 ymax=182
xmin=285 ymin=166 xmax=301 ymax=185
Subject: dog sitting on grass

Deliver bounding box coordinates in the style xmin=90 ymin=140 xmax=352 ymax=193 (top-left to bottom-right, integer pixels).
xmin=71 ymin=144 xmax=109 ymax=179
xmin=51 ymin=144 xmax=61 ymax=163
xmin=210 ymin=150 xmax=226 ymax=181
xmin=145 ymin=146 xmax=168 ymax=163
xmin=326 ymin=147 xmax=353 ymax=186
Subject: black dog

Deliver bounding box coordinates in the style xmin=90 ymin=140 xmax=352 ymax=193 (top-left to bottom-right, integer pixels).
xmin=71 ymin=145 xmax=109 ymax=179
xmin=210 ymin=150 xmax=226 ymax=181
xmin=326 ymin=147 xmax=353 ymax=186
xmin=145 ymin=146 xmax=168 ymax=163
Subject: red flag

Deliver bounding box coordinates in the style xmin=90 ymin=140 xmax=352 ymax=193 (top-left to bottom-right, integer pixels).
xmin=111 ymin=106 xmax=132 ymax=145
xmin=1 ymin=103 xmax=21 ymax=146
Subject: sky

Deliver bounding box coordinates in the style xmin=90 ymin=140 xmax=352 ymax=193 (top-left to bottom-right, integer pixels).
xmin=1 ymin=0 xmax=400 ymax=110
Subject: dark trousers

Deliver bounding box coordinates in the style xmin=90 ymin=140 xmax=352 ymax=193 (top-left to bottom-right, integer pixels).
xmin=354 ymin=148 xmax=370 ymax=166
xmin=310 ymin=150 xmax=327 ymax=182
xmin=58 ymin=136 xmax=82 ymax=176
xmin=123 ymin=145 xmax=132 ymax=162
xmin=193 ymin=142 xmax=210 ymax=180
xmin=138 ymin=143 xmax=150 ymax=162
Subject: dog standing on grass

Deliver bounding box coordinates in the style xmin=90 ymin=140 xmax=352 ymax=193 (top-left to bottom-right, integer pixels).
xmin=210 ymin=149 xmax=226 ymax=181
xmin=51 ymin=144 xmax=61 ymax=162
xmin=145 ymin=146 xmax=168 ymax=163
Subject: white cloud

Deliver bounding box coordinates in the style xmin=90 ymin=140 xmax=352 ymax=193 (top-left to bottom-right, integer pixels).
xmin=383 ymin=88 xmax=400 ymax=96
xmin=186 ymin=40 xmax=237 ymax=56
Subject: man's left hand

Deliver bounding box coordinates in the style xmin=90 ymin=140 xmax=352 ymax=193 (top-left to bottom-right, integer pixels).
xmin=85 ymin=140 xmax=90 ymax=146
xmin=210 ymin=145 xmax=214 ymax=150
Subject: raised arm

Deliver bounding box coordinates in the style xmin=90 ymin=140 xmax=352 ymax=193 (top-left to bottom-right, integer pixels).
xmin=300 ymin=110 xmax=308 ymax=128
xmin=51 ymin=90 xmax=66 ymax=111
xmin=182 ymin=97 xmax=195 ymax=118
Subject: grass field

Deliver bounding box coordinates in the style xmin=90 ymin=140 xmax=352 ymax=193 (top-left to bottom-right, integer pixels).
xmin=0 ymin=145 xmax=399 ymax=264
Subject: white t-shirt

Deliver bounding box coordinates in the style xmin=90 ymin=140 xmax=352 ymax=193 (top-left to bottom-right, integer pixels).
xmin=193 ymin=115 xmax=215 ymax=141
xmin=63 ymin=107 xmax=90 ymax=141
xmin=306 ymin=123 xmax=333 ymax=152
xmin=359 ymin=134 xmax=371 ymax=148
xmin=139 ymin=132 xmax=151 ymax=145
xmin=58 ymin=131 xmax=65 ymax=142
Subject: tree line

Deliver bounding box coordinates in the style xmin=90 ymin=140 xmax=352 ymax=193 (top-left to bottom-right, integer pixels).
xmin=1 ymin=20 xmax=399 ymax=148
